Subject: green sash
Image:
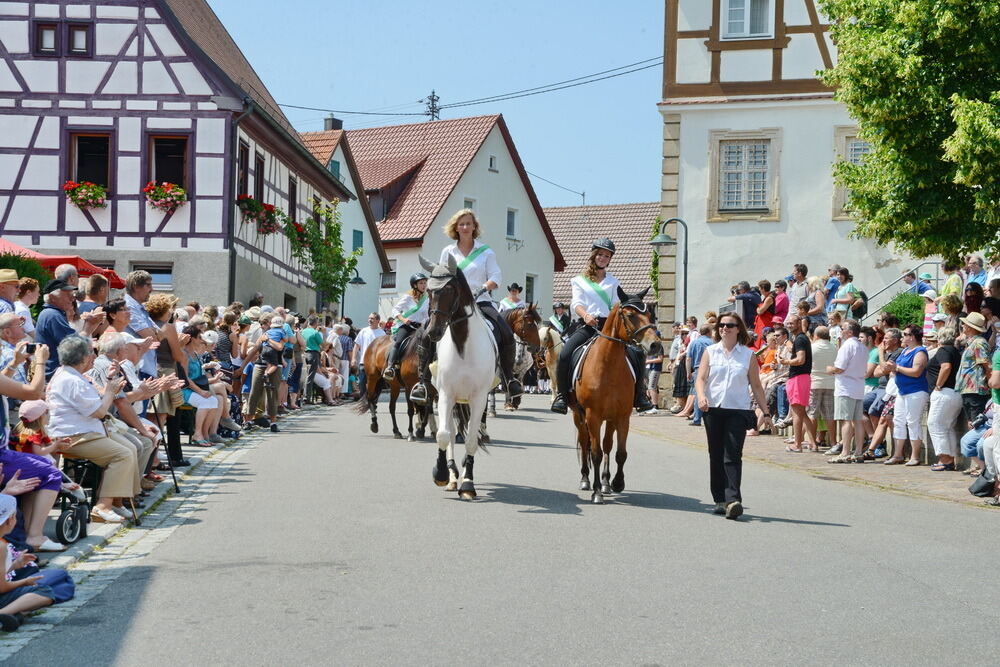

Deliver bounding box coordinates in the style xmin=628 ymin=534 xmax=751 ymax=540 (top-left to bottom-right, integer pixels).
xmin=501 ymin=298 xmax=522 ymax=310
xmin=579 ymin=276 xmax=612 ymax=311
xmin=391 ymin=295 xmax=427 ymax=334
xmin=457 ymin=244 xmax=490 ymax=271
xmin=548 ymin=315 xmax=564 ymax=333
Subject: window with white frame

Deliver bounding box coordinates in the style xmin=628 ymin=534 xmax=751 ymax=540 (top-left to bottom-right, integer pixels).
xmin=719 ymin=140 xmax=770 ymax=211
xmin=131 ymin=263 xmax=173 ymax=291
xmin=707 ymin=128 xmax=781 ymax=221
xmin=488 ymin=155 xmax=498 ymax=172
xmin=381 ymin=259 xmax=397 ymax=290
xmin=833 ymin=127 xmax=873 ymax=219
xmin=463 ymin=197 xmax=476 ymax=211
xmin=506 ymin=208 xmax=518 ymax=238
xmin=722 ymin=0 xmax=772 ymax=39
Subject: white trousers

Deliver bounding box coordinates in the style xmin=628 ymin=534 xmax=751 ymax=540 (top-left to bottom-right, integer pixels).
xmin=892 ymin=391 xmax=929 ymax=440
xmin=925 ymin=387 xmax=963 ymax=456
xmin=983 ymin=433 xmax=1000 ymax=480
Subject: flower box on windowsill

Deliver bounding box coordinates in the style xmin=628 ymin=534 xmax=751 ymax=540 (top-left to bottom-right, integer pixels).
xmin=63 ymin=180 xmax=108 ymax=210
xmin=143 ymin=181 xmax=188 ymax=214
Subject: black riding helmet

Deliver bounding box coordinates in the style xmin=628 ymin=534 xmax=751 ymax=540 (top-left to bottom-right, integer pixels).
xmin=592 ymin=238 xmax=616 ymax=255
xmin=409 ymin=272 xmax=428 ymax=288
xmin=552 ymin=302 xmax=566 ymax=310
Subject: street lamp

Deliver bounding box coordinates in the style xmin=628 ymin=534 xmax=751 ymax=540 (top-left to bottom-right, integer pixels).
xmin=340 ymin=268 xmax=366 ymax=320
xmin=649 ymin=217 xmax=688 ymax=320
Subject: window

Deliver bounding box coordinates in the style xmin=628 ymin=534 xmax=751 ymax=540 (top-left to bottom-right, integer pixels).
xmin=488 ymin=155 xmax=498 ymax=172
xmin=287 ymin=176 xmax=297 ymax=222
xmin=525 ymin=275 xmax=535 ymax=304
xmin=707 ymin=128 xmax=781 ymax=222
xmin=352 ymin=229 xmax=364 ymax=252
xmin=833 ymin=127 xmax=873 ymax=219
xmin=67 ymin=24 xmax=91 ymax=55
xmin=69 ymin=133 xmax=111 ymax=188
xmin=381 ymin=259 xmax=397 ymax=289
xmin=34 ymin=23 xmax=58 ymax=55
xmin=312 ymin=195 xmax=321 ymax=224
xmin=237 ymin=141 xmax=249 ymax=196
xmin=506 ymin=209 xmax=518 ymax=238
xmin=463 ymin=198 xmax=475 ymax=211
xmin=328 ymin=159 xmax=341 ymax=180
xmin=253 ymin=152 xmax=265 ymax=201
xmin=719 ymin=140 xmax=769 ymax=211
xmin=149 ymin=136 xmax=188 ymax=188
xmin=131 ymin=264 xmax=173 ymax=291
xmin=722 ymin=0 xmax=772 ymax=39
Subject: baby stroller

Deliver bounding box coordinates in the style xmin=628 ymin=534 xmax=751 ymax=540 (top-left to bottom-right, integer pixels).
xmin=55 ymin=468 xmax=90 ymax=545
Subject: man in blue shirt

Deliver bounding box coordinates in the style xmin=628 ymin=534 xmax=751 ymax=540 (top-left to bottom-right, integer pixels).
xmin=685 ymin=325 xmax=713 ymax=426
xmin=123 ymin=271 xmax=158 ymax=378
xmin=966 ymin=255 xmax=987 ymax=288
xmin=35 ymin=279 xmax=89 ymax=378
xmin=0 ymin=269 xmax=18 ymax=315
xmin=902 ymin=271 xmax=931 ymax=295
xmin=824 ymin=264 xmax=841 ymax=313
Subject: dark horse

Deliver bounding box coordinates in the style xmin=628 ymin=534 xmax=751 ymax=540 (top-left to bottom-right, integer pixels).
xmin=570 ymin=287 xmax=662 ymax=504
xmin=356 ymin=326 xmax=435 ymax=441
xmin=497 ymin=305 xmax=542 ymax=411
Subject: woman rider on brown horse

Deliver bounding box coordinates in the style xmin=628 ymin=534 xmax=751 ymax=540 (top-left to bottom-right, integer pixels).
xmin=382 ymin=272 xmax=429 ymax=382
xmin=550 ymin=238 xmax=655 ymax=415
xmin=410 ymin=208 xmax=523 ymax=405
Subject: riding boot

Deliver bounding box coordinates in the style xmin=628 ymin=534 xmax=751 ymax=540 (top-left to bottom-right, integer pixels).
xmin=382 ymin=344 xmax=399 ymax=381
xmin=628 ymin=345 xmax=655 ymax=413
xmin=551 ymin=332 xmax=582 ymax=415
xmin=410 ymin=341 xmax=434 ymax=405
xmin=497 ymin=336 xmax=523 ymax=399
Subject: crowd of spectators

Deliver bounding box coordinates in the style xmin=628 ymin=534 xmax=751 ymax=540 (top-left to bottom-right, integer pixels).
xmin=664 ymin=257 xmax=1000 ymax=506
xmin=0 ymin=263 xmax=367 ymax=613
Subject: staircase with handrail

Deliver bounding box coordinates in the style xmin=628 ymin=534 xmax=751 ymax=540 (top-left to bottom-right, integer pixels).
xmin=859 ymin=261 xmax=943 ymax=323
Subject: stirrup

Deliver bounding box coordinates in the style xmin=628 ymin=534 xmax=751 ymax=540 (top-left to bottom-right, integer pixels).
xmin=382 ymin=366 xmax=396 ymax=381
xmin=506 ymin=379 xmax=523 ymax=399
xmin=410 ymin=383 xmax=428 ymax=405
xmin=551 ymin=394 xmax=568 ymax=414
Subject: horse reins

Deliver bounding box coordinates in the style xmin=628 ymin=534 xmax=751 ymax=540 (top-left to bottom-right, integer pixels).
xmin=595 ymin=305 xmax=657 ymax=346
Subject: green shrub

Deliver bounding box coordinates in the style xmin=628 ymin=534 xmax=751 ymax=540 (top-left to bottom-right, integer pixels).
xmin=881 ymin=291 xmax=925 ymax=328
xmin=0 ymin=253 xmax=52 ymax=318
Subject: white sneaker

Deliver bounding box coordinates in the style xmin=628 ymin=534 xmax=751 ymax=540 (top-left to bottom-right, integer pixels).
xmin=638 ymin=407 xmax=658 ymax=416
xmin=91 ymin=507 xmax=124 ymax=523
xmin=112 ymin=506 xmax=133 ymax=520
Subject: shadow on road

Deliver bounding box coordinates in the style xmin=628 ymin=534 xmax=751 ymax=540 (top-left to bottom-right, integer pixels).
xmin=475 ymin=483 xmax=587 ymax=515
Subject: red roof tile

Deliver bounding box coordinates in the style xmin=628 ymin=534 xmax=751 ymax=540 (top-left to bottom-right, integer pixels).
xmin=343 ymin=115 xmax=565 ymax=269
xmin=545 ymin=203 xmax=660 ymax=302
xmin=299 ymin=130 xmax=344 ymax=166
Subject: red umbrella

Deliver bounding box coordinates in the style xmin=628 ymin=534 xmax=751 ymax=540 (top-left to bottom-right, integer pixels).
xmin=0 ymin=238 xmax=125 ymax=288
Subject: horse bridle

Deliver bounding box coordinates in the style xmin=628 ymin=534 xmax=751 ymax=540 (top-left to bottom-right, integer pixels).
xmin=596 ymin=304 xmax=658 ymax=346
xmin=511 ymin=309 xmax=540 ymax=351
xmin=428 ymin=273 xmax=474 ymax=329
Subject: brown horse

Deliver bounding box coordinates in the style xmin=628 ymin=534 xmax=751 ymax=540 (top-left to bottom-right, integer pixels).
xmin=499 ymin=304 xmax=542 ymax=411
xmin=357 ymin=329 xmax=434 ymax=441
xmin=571 ymin=287 xmax=662 ymax=504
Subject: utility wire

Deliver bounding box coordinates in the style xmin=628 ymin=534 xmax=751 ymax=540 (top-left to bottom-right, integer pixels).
xmin=440 ymin=61 xmax=662 ymax=110
xmin=440 ymin=56 xmax=662 ymax=109
xmin=278 ymin=103 xmax=425 ymax=116
xmin=526 ymin=170 xmax=583 ymax=197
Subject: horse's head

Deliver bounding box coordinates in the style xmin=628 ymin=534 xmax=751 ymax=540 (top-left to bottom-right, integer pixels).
xmin=614 ymin=286 xmax=662 ymax=355
xmin=419 ymin=254 xmax=473 ymax=343
xmin=509 ymin=302 xmax=542 ymax=348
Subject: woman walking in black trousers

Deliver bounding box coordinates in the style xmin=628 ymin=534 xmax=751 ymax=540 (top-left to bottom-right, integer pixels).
xmin=695 ymin=313 xmax=767 ymax=520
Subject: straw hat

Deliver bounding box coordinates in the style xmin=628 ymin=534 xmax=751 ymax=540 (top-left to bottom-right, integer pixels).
xmin=960 ymin=312 xmax=987 ymax=332
xmin=0 ymin=269 xmax=18 ymax=283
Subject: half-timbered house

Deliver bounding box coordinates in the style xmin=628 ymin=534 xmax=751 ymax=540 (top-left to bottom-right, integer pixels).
xmin=0 ymin=0 xmax=387 ymax=310
xmin=656 ymin=0 xmax=916 ymax=321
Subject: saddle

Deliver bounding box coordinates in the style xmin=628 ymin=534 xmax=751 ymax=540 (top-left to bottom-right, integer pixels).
xmin=570 ymin=334 xmax=636 ymax=394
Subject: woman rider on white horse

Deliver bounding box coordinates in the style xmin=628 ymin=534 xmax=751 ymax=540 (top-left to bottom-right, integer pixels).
xmin=410 ymin=208 xmax=524 ymax=405
xmin=498 ymin=283 xmax=526 ymax=313
xmin=550 ymin=238 xmax=655 ymax=415
xmin=382 ymin=272 xmax=429 ymax=381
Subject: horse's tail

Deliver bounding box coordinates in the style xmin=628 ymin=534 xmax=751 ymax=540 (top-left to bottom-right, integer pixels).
xmin=353 ymin=377 xmax=384 ymax=415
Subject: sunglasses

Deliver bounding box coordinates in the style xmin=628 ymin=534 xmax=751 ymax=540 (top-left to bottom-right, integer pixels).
xmin=719 ymin=322 xmax=739 ymax=329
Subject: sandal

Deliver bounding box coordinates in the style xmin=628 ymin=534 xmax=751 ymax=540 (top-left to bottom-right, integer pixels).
xmin=829 ymin=456 xmax=851 ymax=464
xmin=191 ymin=439 xmax=213 ymax=447
xmin=862 ymin=451 xmax=875 ymax=461
xmin=883 ymin=457 xmax=905 ymax=465
xmin=153 ymin=462 xmax=172 ymax=471
xmin=904 ymin=459 xmax=920 ymax=466
xmin=144 ymin=473 xmax=164 ymax=482
xmin=785 ymin=446 xmax=803 ymax=453
xmin=930 ymin=462 xmax=955 ymax=471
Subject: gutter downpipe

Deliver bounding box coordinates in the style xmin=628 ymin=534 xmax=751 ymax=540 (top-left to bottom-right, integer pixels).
xmin=227 ymin=97 xmax=253 ymax=304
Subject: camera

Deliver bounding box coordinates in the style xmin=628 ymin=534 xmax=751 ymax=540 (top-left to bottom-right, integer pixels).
xmin=972 ymin=413 xmax=989 ymax=429
xmin=24 ymin=343 xmax=36 ymax=354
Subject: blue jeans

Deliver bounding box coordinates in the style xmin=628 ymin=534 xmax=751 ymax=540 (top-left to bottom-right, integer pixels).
xmin=960 ymin=424 xmax=988 ymax=459
xmin=777 ymin=384 xmax=789 ymax=420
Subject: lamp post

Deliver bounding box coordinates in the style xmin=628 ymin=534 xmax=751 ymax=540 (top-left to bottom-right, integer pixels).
xmin=340 ymin=267 xmax=366 ymax=320
xmin=649 ymin=217 xmax=688 ymax=320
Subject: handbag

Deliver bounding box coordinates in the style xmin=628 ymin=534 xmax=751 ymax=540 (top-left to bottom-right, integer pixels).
xmin=968 ymin=474 xmax=994 ymax=498
xmin=193 ymin=374 xmax=210 ymax=391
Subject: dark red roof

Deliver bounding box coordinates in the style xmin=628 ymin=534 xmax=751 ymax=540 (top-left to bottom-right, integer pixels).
xmin=545 ymin=203 xmax=660 ymax=301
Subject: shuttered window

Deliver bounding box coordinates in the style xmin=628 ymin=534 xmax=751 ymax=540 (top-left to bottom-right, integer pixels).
xmin=719 ymin=140 xmax=770 ymax=211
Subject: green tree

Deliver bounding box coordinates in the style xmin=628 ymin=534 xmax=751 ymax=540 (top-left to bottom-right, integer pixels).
xmin=819 ymin=0 xmax=1000 ymax=260
xmin=0 ymin=254 xmax=52 ymax=318
xmin=649 ymin=215 xmax=662 ymax=297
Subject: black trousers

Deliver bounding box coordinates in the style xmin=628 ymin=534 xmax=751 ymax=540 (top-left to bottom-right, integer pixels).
xmin=478 ymin=302 xmax=516 ymax=384
xmin=703 ymin=407 xmax=752 ymax=504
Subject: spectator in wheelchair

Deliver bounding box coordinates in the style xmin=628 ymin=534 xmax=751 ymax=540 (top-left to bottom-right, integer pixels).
xmin=45 ymin=335 xmax=141 ymax=524
xmin=0 ymin=344 xmax=67 ymax=550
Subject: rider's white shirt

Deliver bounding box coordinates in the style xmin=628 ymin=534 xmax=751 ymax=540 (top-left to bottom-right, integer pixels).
xmin=570 ymin=273 xmax=621 ymax=319
xmin=440 ymin=239 xmax=501 ymax=305
xmin=391 ymin=293 xmax=429 ymax=325
xmin=498 ymin=297 xmax=525 ymax=313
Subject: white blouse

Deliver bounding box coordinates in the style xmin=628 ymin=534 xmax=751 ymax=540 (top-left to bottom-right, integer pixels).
xmin=498 ymin=297 xmax=525 ymax=313
xmin=440 ymin=240 xmax=502 ymax=305
xmin=391 ymin=293 xmax=430 ymax=325
xmin=704 ymin=342 xmax=753 ymax=410
xmin=46 ymin=366 xmax=105 ymax=437
xmin=570 ymin=273 xmax=621 ymax=319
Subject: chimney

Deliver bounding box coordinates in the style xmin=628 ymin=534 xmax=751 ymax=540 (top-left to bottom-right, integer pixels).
xmin=324 ymin=114 xmax=343 ymax=131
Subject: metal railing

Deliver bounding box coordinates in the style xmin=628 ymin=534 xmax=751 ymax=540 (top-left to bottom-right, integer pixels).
xmin=859 ymin=261 xmax=942 ymax=323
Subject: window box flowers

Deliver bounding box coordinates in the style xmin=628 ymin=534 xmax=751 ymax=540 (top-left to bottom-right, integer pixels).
xmin=63 ymin=180 xmax=107 ymax=210
xmin=143 ymin=181 xmax=188 ymax=213
xmin=236 ymin=194 xmax=280 ymax=235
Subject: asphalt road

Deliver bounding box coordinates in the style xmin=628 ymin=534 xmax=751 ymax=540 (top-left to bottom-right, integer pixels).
xmin=12 ymin=395 xmax=999 ymax=666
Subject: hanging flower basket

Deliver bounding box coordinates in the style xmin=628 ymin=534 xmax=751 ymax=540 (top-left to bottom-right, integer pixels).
xmin=237 ymin=195 xmax=280 ymax=235
xmin=63 ymin=180 xmax=108 ymax=209
xmin=143 ymin=181 xmax=188 ymax=213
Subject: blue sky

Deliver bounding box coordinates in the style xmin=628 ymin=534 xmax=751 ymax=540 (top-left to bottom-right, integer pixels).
xmin=208 ymin=0 xmax=664 ymax=208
